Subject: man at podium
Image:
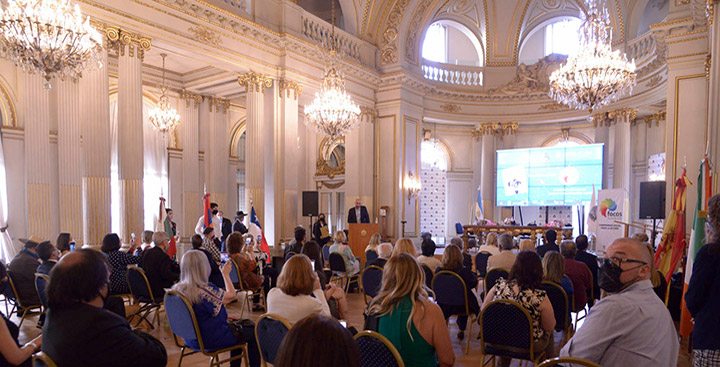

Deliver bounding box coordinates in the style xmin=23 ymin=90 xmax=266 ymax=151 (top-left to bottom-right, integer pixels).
xmin=347 ymin=198 xmax=370 ymax=223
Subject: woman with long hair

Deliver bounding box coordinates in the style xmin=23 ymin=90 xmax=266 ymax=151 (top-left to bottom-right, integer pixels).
xmin=172 ymin=251 xmax=259 ymax=367
xmin=227 ymin=232 xmax=264 ymax=311
xmin=369 ymin=254 xmax=455 ymax=367
xmin=266 ymin=254 xmax=331 ymax=325
xmin=365 ymin=233 xmax=381 ymax=263
xmin=519 ymin=238 xmax=536 ymax=252
xmin=685 ymin=193 xmax=720 ymax=366
xmin=55 ymin=232 xmax=73 ymax=257
xmin=391 ymin=238 xmax=417 ymax=257
xmin=542 ymin=251 xmax=574 ymax=297
xmin=328 ymin=231 xmax=359 ymax=275
xmin=300 ymin=241 xmax=348 ymax=319
xmin=274 ymin=314 xmax=360 ymax=367
xmin=482 ymin=251 xmax=556 ymax=367
xmin=435 ymin=244 xmax=479 ymax=340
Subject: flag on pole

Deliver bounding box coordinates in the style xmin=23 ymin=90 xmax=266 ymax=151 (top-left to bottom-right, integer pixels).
xmin=158 ymin=197 xmax=177 ymax=258
xmin=655 ymin=169 xmax=692 ymax=284
xmin=202 ymin=193 xmax=213 ymax=231
xmin=587 ymin=183 xmax=598 ymax=237
xmin=248 ymin=206 xmax=271 ymax=263
xmin=474 ymin=186 xmax=484 ymax=223
xmin=679 ymin=156 xmax=712 ymax=338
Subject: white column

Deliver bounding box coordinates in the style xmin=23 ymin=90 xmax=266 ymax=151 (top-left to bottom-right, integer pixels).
xmin=611 ymin=109 xmax=636 ymax=191
xmin=708 ymin=2 xmax=720 ymax=169
xmin=117 ymin=41 xmax=145 ymax=240
xmin=238 ymin=72 xmax=272 ymax=225
xmin=80 ymin=49 xmax=112 ymax=246
xmin=180 ymin=90 xmax=202 ymax=238
xmin=278 ymin=79 xmax=301 ymax=240
xmin=207 ymin=97 xmax=230 ymax=211
xmin=57 ymin=78 xmax=83 ymax=241
xmin=480 ymin=131 xmax=496 ymax=221
xmin=23 ymin=74 xmax=52 ymax=240
xmin=594 ymin=124 xmax=611 ymax=189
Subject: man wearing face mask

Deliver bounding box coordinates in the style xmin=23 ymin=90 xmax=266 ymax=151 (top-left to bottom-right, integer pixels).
xmin=194 ymin=202 xmax=222 ymax=239
xmin=313 ymin=213 xmax=331 ymax=247
xmin=560 ymin=237 xmax=678 ymax=366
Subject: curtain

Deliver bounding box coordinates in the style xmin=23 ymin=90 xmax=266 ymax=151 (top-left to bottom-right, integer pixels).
xmin=0 ymin=133 xmax=15 ymax=263
xmin=142 ymin=103 xmax=169 ymax=230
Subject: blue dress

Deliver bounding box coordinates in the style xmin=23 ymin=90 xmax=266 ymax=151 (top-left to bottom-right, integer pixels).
xmin=187 ymin=284 xmax=236 ymax=350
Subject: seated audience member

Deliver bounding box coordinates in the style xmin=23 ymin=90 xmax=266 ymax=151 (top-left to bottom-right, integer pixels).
xmin=134 ymin=230 xmax=154 ymax=257
xmin=536 ymin=230 xmax=559 ymax=258
xmin=172 ymin=251 xmax=259 ymax=367
xmin=244 ymin=234 xmax=277 ymax=288
xmin=436 ymin=244 xmax=479 ymax=340
xmin=560 ymin=238 xmax=678 ymax=366
xmin=560 ymin=240 xmax=591 ymax=311
xmin=43 ymin=249 xmax=167 ymax=367
xmin=574 ymin=234 xmax=599 ymax=301
xmin=189 ymin=234 xmax=224 ymax=288
xmin=483 ymin=251 xmax=556 ymax=366
xmin=102 ymin=233 xmax=141 ymax=295
xmin=37 ymin=241 xmax=59 ymax=275
xmin=300 ymin=241 xmax=347 ymax=319
xmin=227 ymin=233 xmax=265 ymax=311
xmin=487 ymin=233 xmax=517 ymax=272
xmin=417 ymin=239 xmax=442 ymax=272
xmin=391 ymin=238 xmax=417 ymax=258
xmin=8 ymin=236 xmax=42 ymax=307
xmin=141 ymin=231 xmax=180 ymax=299
xmin=542 ymin=251 xmax=574 ymax=297
xmin=55 ymin=232 xmax=74 ymax=258
xmin=478 ymin=232 xmax=500 ymax=256
xmin=449 ymin=237 xmax=472 ymax=268
xmin=644 ymin=243 xmax=667 ymax=301
xmin=369 ymin=253 xmax=455 ymax=367
xmin=266 ymin=255 xmax=331 ymax=325
xmin=202 ymin=227 xmax=222 ymax=263
xmin=274 ymin=314 xmax=360 ymax=367
xmin=365 ymin=233 xmax=381 ymax=263
xmin=519 ymin=238 xmax=536 ymax=252
xmin=284 ymin=226 xmax=305 ymax=257
xmin=0 ymin=262 xmax=41 ymax=367
xmin=366 ymin=243 xmax=392 ymax=268
xmin=685 ymin=193 xmax=720 ymax=366
xmin=329 ymin=231 xmax=359 ymax=275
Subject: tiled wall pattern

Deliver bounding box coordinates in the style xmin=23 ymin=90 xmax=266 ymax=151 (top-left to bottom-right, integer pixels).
xmin=420 ymin=165 xmax=447 ymax=237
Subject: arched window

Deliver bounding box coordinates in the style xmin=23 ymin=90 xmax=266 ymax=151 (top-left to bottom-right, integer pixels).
xmin=544 ymin=18 xmax=581 ymax=56
xmin=422 ymin=21 xmax=484 ymax=66
xmin=420 ymin=140 xmax=449 ymax=238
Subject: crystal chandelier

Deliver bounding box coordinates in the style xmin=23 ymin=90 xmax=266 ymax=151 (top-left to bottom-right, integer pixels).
xmin=304 ymin=0 xmax=360 ymax=139
xmin=149 ymin=54 xmax=180 ymax=135
xmin=548 ymin=0 xmax=636 ymax=113
xmin=0 ymin=0 xmax=104 ymax=88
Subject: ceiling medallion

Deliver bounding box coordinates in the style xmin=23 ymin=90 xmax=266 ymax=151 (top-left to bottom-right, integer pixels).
xmin=0 ymin=0 xmax=104 ymax=88
xmin=149 ymin=53 xmax=180 ymax=135
xmin=304 ymin=0 xmax=360 ymax=139
xmin=548 ymin=0 xmax=636 ymax=114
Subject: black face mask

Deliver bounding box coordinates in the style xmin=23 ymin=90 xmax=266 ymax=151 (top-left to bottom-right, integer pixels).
xmin=598 ymin=259 xmax=642 ymax=293
xmin=212 ymin=210 xmax=219 ymax=215
xmin=319 ymin=217 xmax=325 ymax=223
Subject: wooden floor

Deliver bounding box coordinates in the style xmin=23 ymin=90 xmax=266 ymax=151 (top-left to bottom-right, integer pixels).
xmin=11 ymin=292 xmax=692 ymax=367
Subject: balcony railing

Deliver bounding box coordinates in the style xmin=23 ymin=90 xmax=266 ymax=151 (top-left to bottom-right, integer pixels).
xmin=421 ymin=60 xmax=484 ymax=87
xmin=625 ymin=31 xmax=656 ymax=65
xmin=301 ymin=16 xmax=361 ymax=61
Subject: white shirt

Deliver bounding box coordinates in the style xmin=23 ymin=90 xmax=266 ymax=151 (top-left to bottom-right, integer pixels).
xmin=266 ymin=287 xmax=331 ymax=325
xmin=417 ymin=255 xmax=442 ymax=272
xmin=194 ymin=215 xmax=222 ymax=238
xmin=477 ymin=244 xmax=500 ymax=256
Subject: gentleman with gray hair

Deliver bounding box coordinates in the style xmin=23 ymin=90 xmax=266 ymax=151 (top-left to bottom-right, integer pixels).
xmin=486 ymin=233 xmax=517 ymax=272
xmin=141 ymin=230 xmax=179 ymax=298
xmin=561 ymin=239 xmax=592 ymax=311
xmin=367 ymin=243 xmax=393 ymax=268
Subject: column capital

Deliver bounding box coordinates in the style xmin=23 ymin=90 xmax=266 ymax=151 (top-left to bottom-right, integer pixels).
xmin=360 ymin=106 xmax=378 ymax=123
xmin=238 ymin=72 xmax=273 ymax=93
xmin=103 ymin=25 xmax=152 ymax=61
xmin=179 ymin=89 xmax=204 ymax=108
xmin=208 ymin=96 xmax=230 ymax=114
xmin=472 ymin=122 xmax=518 ymax=140
xmin=592 ymin=108 xmax=638 ymax=127
xmin=278 ymin=79 xmax=303 ymax=100
xmin=633 ymin=111 xmax=667 ymax=128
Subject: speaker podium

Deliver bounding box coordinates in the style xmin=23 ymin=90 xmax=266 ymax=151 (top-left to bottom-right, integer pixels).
xmin=348 ymin=223 xmax=379 ymax=265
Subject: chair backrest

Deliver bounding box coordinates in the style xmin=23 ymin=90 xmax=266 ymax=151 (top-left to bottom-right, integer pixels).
xmin=480 ymin=299 xmax=535 ymax=356
xmin=485 ymin=268 xmax=509 ymax=293
xmin=361 ymin=266 xmax=383 ymax=299
xmin=284 ymin=251 xmax=297 ymax=262
xmin=540 ymin=281 xmax=568 ymax=332
xmin=354 ymin=330 xmax=405 ymax=367
xmin=322 ymin=245 xmax=330 ymax=261
xmin=328 ymin=252 xmax=347 ymax=273
xmin=228 ymin=257 xmax=241 ymax=288
xmin=432 ymin=271 xmax=468 ymax=312
xmin=164 ymin=290 xmax=206 ymax=352
xmin=6 ymin=271 xmax=25 ymax=308
xmin=255 ymin=313 xmax=292 ymax=365
xmin=420 ymin=264 xmax=433 ymax=289
xmin=32 ymin=351 xmax=57 ymax=367
xmin=34 ymin=273 xmax=50 ymax=310
xmin=475 ymin=252 xmax=492 ymax=277
xmin=455 ymin=222 xmax=464 ymax=235
xmin=537 ymin=357 xmax=601 ymax=367
xmin=365 ymin=250 xmax=378 ymax=264
xmin=126 ymin=265 xmax=156 ymax=302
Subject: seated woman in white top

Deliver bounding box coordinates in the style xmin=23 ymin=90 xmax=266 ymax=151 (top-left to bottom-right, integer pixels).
xmin=417 ymin=239 xmax=442 ymax=272
xmin=266 ymin=254 xmax=331 ymax=325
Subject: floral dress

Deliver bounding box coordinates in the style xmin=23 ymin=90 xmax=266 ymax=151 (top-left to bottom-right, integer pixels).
xmin=493 ymin=278 xmax=547 ymax=340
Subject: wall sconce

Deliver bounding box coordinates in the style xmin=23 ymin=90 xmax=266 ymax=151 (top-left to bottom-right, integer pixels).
xmin=404 ymin=172 xmax=421 ymax=203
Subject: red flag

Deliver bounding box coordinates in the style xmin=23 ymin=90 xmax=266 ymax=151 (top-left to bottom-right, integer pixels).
xmin=203 ymin=193 xmax=213 ymax=230
xmin=158 ymin=197 xmax=177 ymax=258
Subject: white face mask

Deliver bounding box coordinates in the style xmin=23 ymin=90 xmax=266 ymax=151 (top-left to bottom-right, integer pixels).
xmin=511 ymin=249 xmax=519 ymax=254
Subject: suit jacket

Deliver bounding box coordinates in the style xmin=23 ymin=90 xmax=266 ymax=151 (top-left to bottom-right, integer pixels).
xmin=140 ymin=246 xmax=180 ymax=299
xmin=536 ymin=243 xmax=560 ymax=258
xmin=221 ymin=217 xmax=233 ymax=242
xmin=347 ymin=206 xmax=370 ymax=223
xmin=8 ymin=249 xmax=40 ymax=306
xmin=37 ymin=261 xmax=56 ymax=276
xmin=487 ymin=251 xmax=517 ymax=272
xmin=43 ymin=303 xmax=167 ymax=367
xmin=233 ymin=220 xmax=248 ymax=234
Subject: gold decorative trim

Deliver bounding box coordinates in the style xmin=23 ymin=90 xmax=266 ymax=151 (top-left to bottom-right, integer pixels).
xmin=538 ymin=102 xmax=568 ymax=111
xmin=188 ymin=25 xmax=222 ymax=45
xmin=440 ymin=103 xmax=462 ymax=112
xmin=633 ymin=111 xmax=667 ymax=127
xmin=208 ymin=96 xmax=230 ymax=114
xmin=592 ymin=108 xmax=638 ymax=127
xmin=380 ymin=0 xmax=410 ymax=64
xmin=645 ymin=75 xmax=664 ymax=88
xmin=277 ymin=79 xmax=302 ymax=100
xmin=179 ymin=89 xmax=203 ymax=108
xmin=471 ymin=122 xmax=519 ymax=140
xmin=238 ymin=71 xmax=273 ymax=93
xmin=705 ymin=54 xmax=712 ymax=79
xmin=360 ymin=106 xmax=378 ymax=123
xmin=104 ymin=25 xmax=152 ymax=61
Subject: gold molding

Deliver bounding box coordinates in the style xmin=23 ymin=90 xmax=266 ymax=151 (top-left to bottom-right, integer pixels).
xmin=208 ymin=96 xmax=230 ymax=114
xmin=633 ymin=111 xmax=667 ymax=127
xmin=440 ymin=103 xmax=462 ymax=112
xmin=179 ymin=89 xmax=203 ymax=108
xmin=471 ymin=122 xmax=519 ymax=140
xmin=237 ymin=71 xmax=273 ymax=93
xmin=380 ymin=0 xmax=410 ymax=64
xmin=188 ymin=25 xmax=222 ymax=45
xmin=592 ymin=108 xmax=638 ymax=127
xmin=103 ymin=25 xmax=152 ymax=61
xmin=277 ymin=79 xmax=303 ymax=100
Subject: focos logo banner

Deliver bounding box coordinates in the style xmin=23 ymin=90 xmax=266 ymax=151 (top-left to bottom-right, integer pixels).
xmin=596 ymin=189 xmax=628 ymax=255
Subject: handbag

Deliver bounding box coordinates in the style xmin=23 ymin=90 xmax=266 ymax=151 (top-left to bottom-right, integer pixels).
xmin=363 ymin=307 xmax=379 ymax=332
xmin=228 ymin=319 xmax=256 ymax=344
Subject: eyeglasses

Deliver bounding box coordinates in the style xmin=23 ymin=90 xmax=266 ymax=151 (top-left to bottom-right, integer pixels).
xmin=598 ymin=256 xmax=648 ymax=267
